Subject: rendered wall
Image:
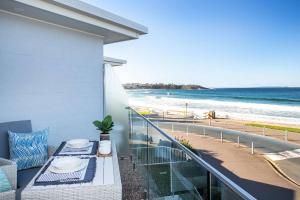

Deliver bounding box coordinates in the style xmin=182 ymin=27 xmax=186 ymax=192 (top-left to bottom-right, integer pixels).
xmin=0 ymin=11 xmax=104 ymax=146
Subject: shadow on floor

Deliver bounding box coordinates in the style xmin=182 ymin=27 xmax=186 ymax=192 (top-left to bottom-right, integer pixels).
xmin=196 ymin=148 xmax=296 ymax=200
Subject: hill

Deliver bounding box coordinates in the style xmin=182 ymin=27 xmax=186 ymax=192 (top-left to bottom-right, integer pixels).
xmin=123 ymin=83 xmax=208 ymax=90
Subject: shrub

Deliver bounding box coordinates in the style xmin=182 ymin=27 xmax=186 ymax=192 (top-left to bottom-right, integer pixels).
xmin=175 ymin=136 xmax=193 ymax=150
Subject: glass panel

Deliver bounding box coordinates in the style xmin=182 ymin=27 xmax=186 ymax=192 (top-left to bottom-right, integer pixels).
xmin=147 ymin=124 xmax=172 ymax=198
xmin=210 ymin=174 xmax=243 ymax=200
xmin=129 ymin=110 xmax=149 ymax=197
xmin=129 ymin=108 xmax=254 ymax=200
xmin=104 ymin=64 xmax=129 ymax=156
xmin=145 ymin=124 xmax=204 ymax=199
xmin=171 ymin=143 xmax=209 ymax=200
xmin=130 ymin=111 xmax=148 ymax=162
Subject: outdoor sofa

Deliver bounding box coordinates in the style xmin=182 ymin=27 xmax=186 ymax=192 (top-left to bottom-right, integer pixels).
xmin=0 ymin=120 xmax=54 ymax=200
xmin=0 ymin=158 xmax=17 ymax=200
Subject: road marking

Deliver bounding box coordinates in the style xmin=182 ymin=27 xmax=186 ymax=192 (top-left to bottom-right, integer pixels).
xmin=265 ymin=149 xmax=300 ymax=161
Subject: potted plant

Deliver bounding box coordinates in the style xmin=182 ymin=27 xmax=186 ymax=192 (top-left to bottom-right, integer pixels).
xmin=93 ymin=115 xmax=114 ymax=140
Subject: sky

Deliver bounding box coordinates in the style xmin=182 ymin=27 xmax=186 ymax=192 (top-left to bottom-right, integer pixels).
xmin=82 ymin=0 xmax=300 ymax=88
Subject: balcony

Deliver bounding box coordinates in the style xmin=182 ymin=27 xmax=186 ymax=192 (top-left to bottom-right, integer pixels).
xmin=119 ymin=107 xmax=255 ymax=200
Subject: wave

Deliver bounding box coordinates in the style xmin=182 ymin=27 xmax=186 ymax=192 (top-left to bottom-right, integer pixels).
xmin=129 ymin=95 xmax=300 ymax=125
xmin=219 ymin=95 xmax=300 ymax=103
xmin=138 ymin=96 xmax=300 ymax=113
xmin=204 ymin=95 xmax=300 ymax=103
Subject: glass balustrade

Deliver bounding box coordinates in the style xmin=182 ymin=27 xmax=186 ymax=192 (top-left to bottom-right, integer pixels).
xmin=129 ymin=107 xmax=256 ymax=200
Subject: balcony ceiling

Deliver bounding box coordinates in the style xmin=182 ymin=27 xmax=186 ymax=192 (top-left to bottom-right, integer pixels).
xmin=0 ymin=0 xmax=148 ymax=44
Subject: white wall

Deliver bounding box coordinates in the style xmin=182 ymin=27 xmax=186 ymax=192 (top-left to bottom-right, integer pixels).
xmin=0 ymin=11 xmax=104 ymax=146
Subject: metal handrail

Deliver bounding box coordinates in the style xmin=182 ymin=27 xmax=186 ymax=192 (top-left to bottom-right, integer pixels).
xmin=130 ymin=107 xmax=256 ymax=200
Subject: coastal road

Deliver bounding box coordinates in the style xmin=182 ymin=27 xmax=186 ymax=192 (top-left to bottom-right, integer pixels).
xmin=156 ymin=121 xmax=300 ymax=153
xmin=154 ymin=121 xmax=300 ymax=185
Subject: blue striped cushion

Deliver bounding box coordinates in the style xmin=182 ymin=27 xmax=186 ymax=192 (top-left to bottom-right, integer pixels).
xmin=8 ymin=128 xmax=48 ymax=170
xmin=0 ymin=168 xmax=11 ymax=192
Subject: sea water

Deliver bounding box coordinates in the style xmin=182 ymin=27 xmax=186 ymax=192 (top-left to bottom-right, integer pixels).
xmin=126 ymin=87 xmax=300 ymax=125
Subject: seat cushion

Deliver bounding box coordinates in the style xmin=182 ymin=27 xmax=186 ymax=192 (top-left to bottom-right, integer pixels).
xmin=0 ymin=120 xmax=32 ymax=159
xmin=8 ymin=128 xmax=49 ymax=170
xmin=0 ymin=168 xmax=12 ymax=192
xmin=17 ymin=167 xmax=41 ymax=189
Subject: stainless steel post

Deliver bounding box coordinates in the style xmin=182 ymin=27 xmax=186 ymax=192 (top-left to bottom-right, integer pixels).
xmin=285 ymin=130 xmax=288 ymax=141
xmin=186 ymin=125 xmax=189 ymax=136
xmin=221 ymin=131 xmax=223 ymax=143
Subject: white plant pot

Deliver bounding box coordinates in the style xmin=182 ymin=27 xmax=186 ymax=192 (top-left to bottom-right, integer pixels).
xmin=98 ymin=140 xmax=111 ymax=155
xmin=99 ymin=146 xmax=111 ymax=155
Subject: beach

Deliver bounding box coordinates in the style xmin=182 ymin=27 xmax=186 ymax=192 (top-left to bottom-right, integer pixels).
xmin=133 ymin=106 xmax=300 ymax=144
xmin=127 ymin=88 xmax=300 ymax=125
xmin=128 ymin=88 xmax=300 ymax=144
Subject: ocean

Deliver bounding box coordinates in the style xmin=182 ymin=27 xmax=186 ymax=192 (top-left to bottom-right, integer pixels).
xmin=126 ymin=87 xmax=300 ymax=125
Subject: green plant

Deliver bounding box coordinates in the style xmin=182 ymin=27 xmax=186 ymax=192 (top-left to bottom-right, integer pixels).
xmin=245 ymin=123 xmax=300 ymax=134
xmin=175 ymin=136 xmax=193 ymax=150
xmin=93 ymin=115 xmax=114 ymax=134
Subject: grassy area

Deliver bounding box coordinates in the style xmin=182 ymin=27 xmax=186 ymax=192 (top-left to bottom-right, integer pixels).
xmin=245 ymin=123 xmax=300 ymax=133
xmin=138 ymin=111 xmax=154 ymax=116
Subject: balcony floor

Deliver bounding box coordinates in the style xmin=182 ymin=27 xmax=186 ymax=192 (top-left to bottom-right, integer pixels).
xmin=119 ymin=156 xmax=145 ymax=200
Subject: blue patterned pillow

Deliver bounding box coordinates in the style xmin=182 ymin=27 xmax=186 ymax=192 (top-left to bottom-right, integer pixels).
xmin=8 ymin=128 xmax=48 ymax=170
xmin=0 ymin=168 xmax=11 ymax=192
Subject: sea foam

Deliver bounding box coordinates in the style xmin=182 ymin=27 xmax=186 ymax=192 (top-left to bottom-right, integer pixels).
xmin=129 ymin=95 xmax=300 ymax=125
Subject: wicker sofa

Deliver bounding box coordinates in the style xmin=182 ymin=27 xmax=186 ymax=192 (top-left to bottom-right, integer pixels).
xmin=0 ymin=158 xmax=17 ymax=200
xmin=0 ymin=120 xmax=50 ymax=200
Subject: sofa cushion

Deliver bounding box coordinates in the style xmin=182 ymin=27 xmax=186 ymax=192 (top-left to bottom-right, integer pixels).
xmin=8 ymin=128 xmax=49 ymax=170
xmin=0 ymin=121 xmax=32 ymax=159
xmin=0 ymin=168 xmax=12 ymax=192
xmin=17 ymin=167 xmax=41 ymax=189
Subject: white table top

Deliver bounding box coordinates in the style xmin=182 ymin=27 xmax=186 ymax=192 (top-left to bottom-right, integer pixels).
xmin=21 ymin=142 xmax=122 ymax=200
xmin=24 ymin=143 xmax=117 ymax=189
xmin=93 ymin=156 xmax=115 ymax=186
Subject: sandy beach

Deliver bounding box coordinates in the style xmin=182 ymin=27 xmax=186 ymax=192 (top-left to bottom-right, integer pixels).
xmin=135 ymin=106 xmax=300 ymax=145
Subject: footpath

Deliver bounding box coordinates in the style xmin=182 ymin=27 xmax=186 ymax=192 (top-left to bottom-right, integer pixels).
xmin=165 ymin=129 xmax=300 ymax=200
